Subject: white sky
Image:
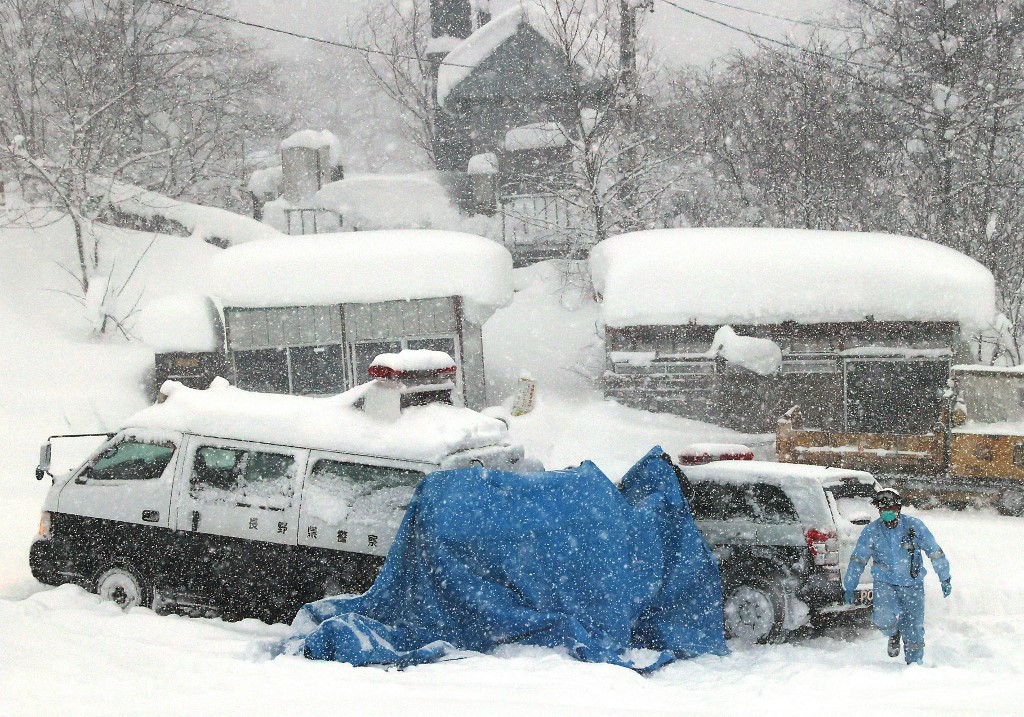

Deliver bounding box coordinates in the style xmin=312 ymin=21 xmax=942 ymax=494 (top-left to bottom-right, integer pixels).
xmin=231 ymin=0 xmax=833 ymax=66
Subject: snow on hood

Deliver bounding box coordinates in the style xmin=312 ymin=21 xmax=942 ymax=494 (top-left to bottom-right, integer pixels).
xmin=125 ymin=379 xmax=511 ymax=465
xmin=204 ymin=230 xmax=513 ymax=325
xmin=314 ymin=173 xmax=462 ymax=230
xmin=590 ymin=228 xmax=996 ymax=333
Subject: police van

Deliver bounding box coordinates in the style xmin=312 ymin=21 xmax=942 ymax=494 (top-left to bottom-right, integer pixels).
xmin=30 ymin=351 xmax=535 ymax=623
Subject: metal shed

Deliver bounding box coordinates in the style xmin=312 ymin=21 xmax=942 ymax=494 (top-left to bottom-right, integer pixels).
xmin=150 ymin=230 xmax=513 ymax=409
xmin=590 ymin=228 xmax=996 ymax=433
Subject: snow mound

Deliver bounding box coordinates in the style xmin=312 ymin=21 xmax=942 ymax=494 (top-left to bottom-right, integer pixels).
xmin=204 ymin=230 xmax=514 ymax=325
xmin=314 ymin=173 xmax=463 ymax=230
xmin=247 ymin=166 xmax=282 ymax=196
xmin=590 ymin=228 xmax=996 ymax=333
xmin=467 ymin=152 xmax=498 ymax=175
xmin=711 ymin=325 xmax=782 ymax=375
xmin=130 ymin=379 xmax=510 ymax=465
xmin=134 ymin=293 xmax=222 ymax=353
xmin=97 ymin=178 xmax=280 ymax=247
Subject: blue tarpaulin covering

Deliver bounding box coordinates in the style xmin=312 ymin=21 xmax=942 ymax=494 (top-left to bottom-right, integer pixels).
xmin=284 ymin=446 xmax=727 ymax=671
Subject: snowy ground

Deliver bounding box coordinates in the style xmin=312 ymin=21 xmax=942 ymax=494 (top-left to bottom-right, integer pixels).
xmin=1 ymin=220 xmax=1021 ymax=715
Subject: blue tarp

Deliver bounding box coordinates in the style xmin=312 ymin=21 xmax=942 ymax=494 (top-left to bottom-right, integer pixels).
xmin=284 ymin=446 xmax=727 ymax=671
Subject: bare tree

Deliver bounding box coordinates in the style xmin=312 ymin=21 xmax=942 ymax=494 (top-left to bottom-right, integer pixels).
xmin=505 ymin=0 xmax=691 ymax=257
xmin=0 ymin=0 xmax=283 ymax=298
xmin=350 ymin=0 xmax=439 ymax=168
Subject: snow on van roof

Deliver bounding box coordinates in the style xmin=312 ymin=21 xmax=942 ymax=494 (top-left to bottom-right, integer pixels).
xmin=204 ymin=230 xmax=513 ymax=325
xmin=684 ymin=460 xmax=876 ymax=488
xmin=589 ymin=228 xmax=996 ymax=332
xmin=125 ymin=379 xmax=511 ymax=465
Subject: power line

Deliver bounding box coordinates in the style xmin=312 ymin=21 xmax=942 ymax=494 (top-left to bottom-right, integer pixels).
xmin=656 ymin=0 xmax=926 ymax=79
xmin=151 ymin=0 xmax=474 ymax=67
xmin=688 ymin=0 xmax=821 ymax=28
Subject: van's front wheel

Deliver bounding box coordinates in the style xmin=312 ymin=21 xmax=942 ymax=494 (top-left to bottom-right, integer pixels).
xmin=95 ymin=562 xmax=154 ymax=611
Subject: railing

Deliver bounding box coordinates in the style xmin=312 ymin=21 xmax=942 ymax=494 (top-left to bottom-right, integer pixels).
xmin=499 ymin=193 xmax=584 ymax=264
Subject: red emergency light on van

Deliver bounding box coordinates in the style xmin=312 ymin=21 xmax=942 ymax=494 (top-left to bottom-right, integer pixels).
xmin=677 ymin=443 xmax=755 ymax=466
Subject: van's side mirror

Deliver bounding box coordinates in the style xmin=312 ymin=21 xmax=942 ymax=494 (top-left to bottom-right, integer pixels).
xmin=36 ymin=442 xmax=52 ymax=481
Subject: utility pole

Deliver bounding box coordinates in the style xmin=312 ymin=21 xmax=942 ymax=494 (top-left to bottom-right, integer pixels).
xmin=619 ymin=0 xmax=652 ymax=230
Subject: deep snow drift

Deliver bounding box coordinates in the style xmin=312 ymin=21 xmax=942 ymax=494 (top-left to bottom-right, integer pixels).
xmin=1 ymin=219 xmax=1020 ymax=716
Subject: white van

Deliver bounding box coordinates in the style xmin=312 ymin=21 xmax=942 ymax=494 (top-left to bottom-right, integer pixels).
xmin=30 ymin=352 xmax=535 ymax=623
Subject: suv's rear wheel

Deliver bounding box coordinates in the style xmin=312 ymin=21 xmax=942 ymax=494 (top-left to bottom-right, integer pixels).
xmin=723 ymin=575 xmax=786 ymax=644
xmin=94 ymin=561 xmax=154 ymax=611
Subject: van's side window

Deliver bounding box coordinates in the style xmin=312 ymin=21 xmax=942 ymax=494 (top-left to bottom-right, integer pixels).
xmin=304 ymin=460 xmax=422 ymax=524
xmin=81 ymin=441 xmax=175 ymax=482
xmin=191 ymin=446 xmax=296 ymax=509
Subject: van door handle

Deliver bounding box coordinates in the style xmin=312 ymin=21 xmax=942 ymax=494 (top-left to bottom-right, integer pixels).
xmin=191 ymin=510 xmax=200 ymax=531
xmin=142 ymin=510 xmax=159 ymax=523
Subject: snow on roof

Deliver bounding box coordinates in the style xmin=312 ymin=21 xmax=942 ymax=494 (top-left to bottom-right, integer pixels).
xmin=204 ymin=230 xmax=513 ymax=324
xmin=685 ymin=460 xmax=876 ymax=489
xmin=589 ymin=228 xmax=996 ymax=332
xmin=438 ymin=7 xmax=526 ymax=106
xmin=280 ymin=129 xmax=343 ymax=166
xmin=314 ymin=173 xmax=462 ymax=231
xmin=504 ymin=122 xmax=568 ymax=152
xmin=953 ymin=364 xmax=1024 ymax=375
xmin=467 ymin=152 xmax=499 ymax=175
xmin=135 ymin=293 xmax=221 ymax=353
xmin=98 ymin=177 xmax=281 ymax=247
xmin=125 ymin=379 xmax=510 ymax=465
xmin=427 ymin=35 xmax=464 ymax=55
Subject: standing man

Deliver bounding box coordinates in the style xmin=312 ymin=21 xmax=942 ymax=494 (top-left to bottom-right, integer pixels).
xmin=843 ymin=487 xmax=952 ymax=665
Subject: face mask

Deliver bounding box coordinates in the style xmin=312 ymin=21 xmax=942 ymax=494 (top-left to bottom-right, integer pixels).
xmin=880 ymin=510 xmax=898 ymax=523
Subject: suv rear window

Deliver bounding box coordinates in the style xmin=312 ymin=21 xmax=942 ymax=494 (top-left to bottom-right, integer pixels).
xmin=689 ymin=482 xmax=799 ymax=524
xmin=827 ymin=480 xmax=877 ymax=525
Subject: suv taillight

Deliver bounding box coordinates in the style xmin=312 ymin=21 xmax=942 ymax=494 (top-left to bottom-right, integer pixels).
xmin=805 ymin=528 xmax=839 ymax=567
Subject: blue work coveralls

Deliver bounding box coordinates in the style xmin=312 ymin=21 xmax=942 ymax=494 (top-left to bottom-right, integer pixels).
xmin=843 ymin=514 xmax=951 ymax=664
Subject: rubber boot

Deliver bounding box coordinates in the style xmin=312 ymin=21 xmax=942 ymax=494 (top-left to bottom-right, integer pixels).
xmin=887 ymin=632 xmax=901 ymax=658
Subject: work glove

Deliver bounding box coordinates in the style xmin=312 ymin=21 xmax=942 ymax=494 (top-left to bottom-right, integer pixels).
xmin=941 ymin=579 xmax=952 ymax=598
xmin=844 ymin=586 xmax=856 ymax=605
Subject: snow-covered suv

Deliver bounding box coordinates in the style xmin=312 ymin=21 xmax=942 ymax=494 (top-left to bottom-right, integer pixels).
xmin=30 ymin=351 xmax=536 ymax=623
xmin=681 ymin=458 xmax=879 ymax=643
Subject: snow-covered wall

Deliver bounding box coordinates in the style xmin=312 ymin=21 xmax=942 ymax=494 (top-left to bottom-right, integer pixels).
xmin=590 ymin=228 xmax=996 ymax=333
xmin=204 ymin=230 xmax=514 ymax=325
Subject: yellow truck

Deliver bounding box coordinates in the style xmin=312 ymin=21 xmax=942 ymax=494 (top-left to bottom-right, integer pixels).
xmin=777 ymin=365 xmax=1024 ymax=515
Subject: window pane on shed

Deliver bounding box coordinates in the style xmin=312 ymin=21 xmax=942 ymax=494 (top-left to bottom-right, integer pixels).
xmin=266 ymin=308 xmax=286 ymax=347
